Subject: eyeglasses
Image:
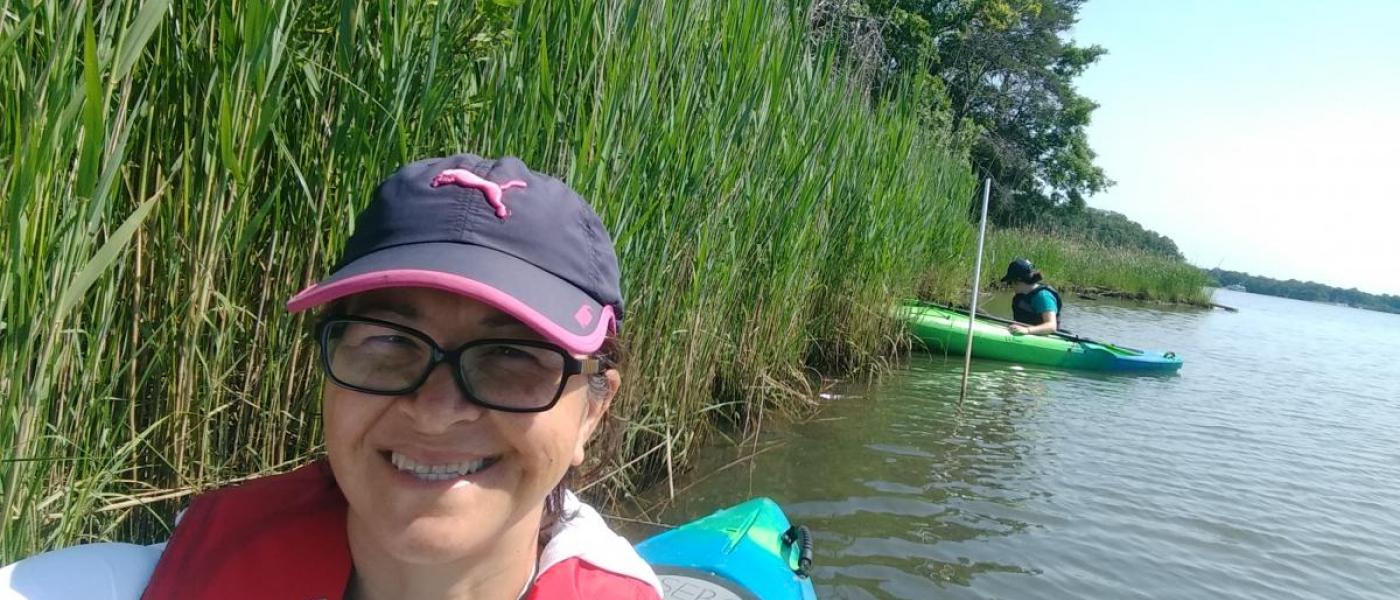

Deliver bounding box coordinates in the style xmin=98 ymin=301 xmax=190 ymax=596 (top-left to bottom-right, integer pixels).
xmin=315 ymin=316 xmax=605 ymax=413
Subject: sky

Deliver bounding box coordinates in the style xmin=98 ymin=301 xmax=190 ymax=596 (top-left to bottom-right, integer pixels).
xmin=1070 ymin=0 xmax=1400 ymax=296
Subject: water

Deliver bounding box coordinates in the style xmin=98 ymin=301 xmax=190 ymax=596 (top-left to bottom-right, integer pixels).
xmin=640 ymin=290 xmax=1400 ymax=599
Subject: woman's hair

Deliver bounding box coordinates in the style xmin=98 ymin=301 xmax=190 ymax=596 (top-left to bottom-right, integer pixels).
xmin=1025 ymin=270 xmax=1044 ymax=284
xmin=539 ymin=333 xmax=627 ymax=543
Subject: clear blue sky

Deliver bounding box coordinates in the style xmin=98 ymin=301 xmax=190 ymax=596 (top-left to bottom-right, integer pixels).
xmin=1071 ymin=1 xmax=1400 ymax=296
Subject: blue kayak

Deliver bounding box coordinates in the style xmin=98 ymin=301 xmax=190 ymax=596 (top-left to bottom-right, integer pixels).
xmin=636 ymin=498 xmax=818 ymax=599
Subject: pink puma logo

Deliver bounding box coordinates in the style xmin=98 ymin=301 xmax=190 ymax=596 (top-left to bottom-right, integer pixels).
xmin=573 ymin=305 xmax=594 ymax=327
xmin=430 ymin=168 xmax=527 ymax=219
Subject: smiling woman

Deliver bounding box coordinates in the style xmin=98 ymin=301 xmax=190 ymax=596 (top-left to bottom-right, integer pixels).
xmin=0 ymin=155 xmax=663 ymax=600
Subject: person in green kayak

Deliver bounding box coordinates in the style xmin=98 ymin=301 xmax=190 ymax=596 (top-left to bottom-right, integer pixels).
xmin=1000 ymin=257 xmax=1063 ymax=336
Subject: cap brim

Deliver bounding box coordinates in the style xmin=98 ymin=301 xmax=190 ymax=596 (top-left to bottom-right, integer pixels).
xmin=286 ymin=243 xmax=615 ymax=354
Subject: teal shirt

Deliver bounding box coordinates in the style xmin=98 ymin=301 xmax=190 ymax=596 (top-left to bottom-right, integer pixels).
xmin=1030 ymin=287 xmax=1059 ymax=315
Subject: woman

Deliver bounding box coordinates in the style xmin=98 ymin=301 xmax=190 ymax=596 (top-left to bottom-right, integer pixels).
xmin=0 ymin=155 xmax=663 ymax=599
xmin=1000 ymin=257 xmax=1063 ymax=336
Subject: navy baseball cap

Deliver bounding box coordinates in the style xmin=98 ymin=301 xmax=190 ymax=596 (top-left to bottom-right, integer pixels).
xmin=286 ymin=154 xmax=623 ymax=354
xmin=1000 ymin=258 xmax=1035 ymax=283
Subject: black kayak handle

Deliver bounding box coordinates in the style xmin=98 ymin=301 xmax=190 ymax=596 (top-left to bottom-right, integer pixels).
xmin=782 ymin=524 xmax=814 ymax=578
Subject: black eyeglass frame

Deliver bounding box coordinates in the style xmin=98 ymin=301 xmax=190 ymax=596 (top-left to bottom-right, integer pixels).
xmin=314 ymin=315 xmax=607 ymax=413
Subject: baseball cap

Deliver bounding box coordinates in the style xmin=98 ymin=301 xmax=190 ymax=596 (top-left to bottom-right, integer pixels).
xmin=286 ymin=154 xmax=622 ymax=354
xmin=999 ymin=258 xmax=1035 ymax=284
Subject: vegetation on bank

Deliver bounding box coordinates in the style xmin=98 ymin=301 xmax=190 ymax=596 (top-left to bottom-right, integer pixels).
xmin=0 ymin=0 xmax=1206 ymax=561
xmin=975 ymin=230 xmax=1212 ymax=306
xmin=1027 ymin=206 xmax=1184 ymax=260
xmin=1210 ymin=269 xmax=1400 ymax=315
xmin=1 ymin=0 xmax=979 ymax=559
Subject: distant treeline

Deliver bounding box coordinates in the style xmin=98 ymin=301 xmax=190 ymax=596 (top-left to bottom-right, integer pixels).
xmin=1031 ymin=207 xmax=1183 ymax=260
xmin=1210 ymin=269 xmax=1400 ymax=315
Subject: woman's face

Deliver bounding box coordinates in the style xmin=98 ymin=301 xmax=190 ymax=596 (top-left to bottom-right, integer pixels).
xmin=322 ymin=287 xmax=616 ymax=564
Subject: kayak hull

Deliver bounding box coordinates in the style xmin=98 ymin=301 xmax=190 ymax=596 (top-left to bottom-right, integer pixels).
xmin=899 ymin=302 xmax=1183 ymax=372
xmin=636 ymin=498 xmax=817 ymax=600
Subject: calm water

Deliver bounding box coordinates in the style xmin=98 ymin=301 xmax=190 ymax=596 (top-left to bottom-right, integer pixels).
xmin=643 ymin=290 xmax=1400 ymax=599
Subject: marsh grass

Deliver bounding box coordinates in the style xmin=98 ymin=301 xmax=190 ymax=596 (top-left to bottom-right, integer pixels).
xmin=1 ymin=0 xmax=975 ymax=559
xmin=982 ymin=229 xmax=1212 ymax=305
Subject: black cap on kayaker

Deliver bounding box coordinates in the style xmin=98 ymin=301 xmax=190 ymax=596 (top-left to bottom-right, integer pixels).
xmin=1000 ymin=258 xmax=1036 ymax=284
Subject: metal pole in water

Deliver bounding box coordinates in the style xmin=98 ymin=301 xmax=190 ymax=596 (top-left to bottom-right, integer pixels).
xmin=960 ymin=178 xmax=992 ymax=401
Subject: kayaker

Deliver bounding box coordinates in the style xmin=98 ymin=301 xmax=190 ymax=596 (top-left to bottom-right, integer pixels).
xmin=0 ymin=155 xmax=662 ymax=600
xmin=1000 ymin=257 xmax=1062 ymax=336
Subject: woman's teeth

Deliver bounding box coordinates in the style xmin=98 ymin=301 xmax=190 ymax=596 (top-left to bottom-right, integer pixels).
xmin=391 ymin=451 xmax=495 ymax=481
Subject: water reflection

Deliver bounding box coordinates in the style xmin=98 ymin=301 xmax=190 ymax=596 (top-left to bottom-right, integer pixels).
xmin=636 ymin=292 xmax=1400 ymax=599
xmin=652 ymin=358 xmax=1068 ymax=597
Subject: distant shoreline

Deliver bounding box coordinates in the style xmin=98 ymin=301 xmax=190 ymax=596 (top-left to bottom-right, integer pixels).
xmin=1208 ymin=268 xmax=1400 ymax=315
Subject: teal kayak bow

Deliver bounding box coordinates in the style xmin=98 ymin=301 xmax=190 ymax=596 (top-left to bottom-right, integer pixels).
xmin=637 ymin=498 xmax=818 ymax=599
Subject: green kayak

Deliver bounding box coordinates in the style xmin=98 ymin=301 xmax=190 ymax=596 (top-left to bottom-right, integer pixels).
xmin=897 ymin=301 xmax=1183 ymax=372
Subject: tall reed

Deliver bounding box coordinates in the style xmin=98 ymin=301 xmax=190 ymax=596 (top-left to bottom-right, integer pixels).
xmin=1 ymin=0 xmax=974 ymax=559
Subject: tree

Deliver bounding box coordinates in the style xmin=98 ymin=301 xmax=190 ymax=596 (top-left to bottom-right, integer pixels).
xmin=814 ymin=0 xmax=1112 ymax=224
xmin=933 ymin=0 xmax=1110 ymax=223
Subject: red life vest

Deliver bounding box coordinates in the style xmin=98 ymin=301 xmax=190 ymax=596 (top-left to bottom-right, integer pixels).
xmin=140 ymin=461 xmax=659 ymax=600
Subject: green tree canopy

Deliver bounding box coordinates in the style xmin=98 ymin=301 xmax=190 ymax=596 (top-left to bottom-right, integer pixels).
xmin=814 ymin=0 xmax=1112 ymax=225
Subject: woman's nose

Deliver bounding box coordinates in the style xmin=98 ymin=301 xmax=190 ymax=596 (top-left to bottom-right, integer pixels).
xmin=396 ymin=363 xmax=484 ymax=432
